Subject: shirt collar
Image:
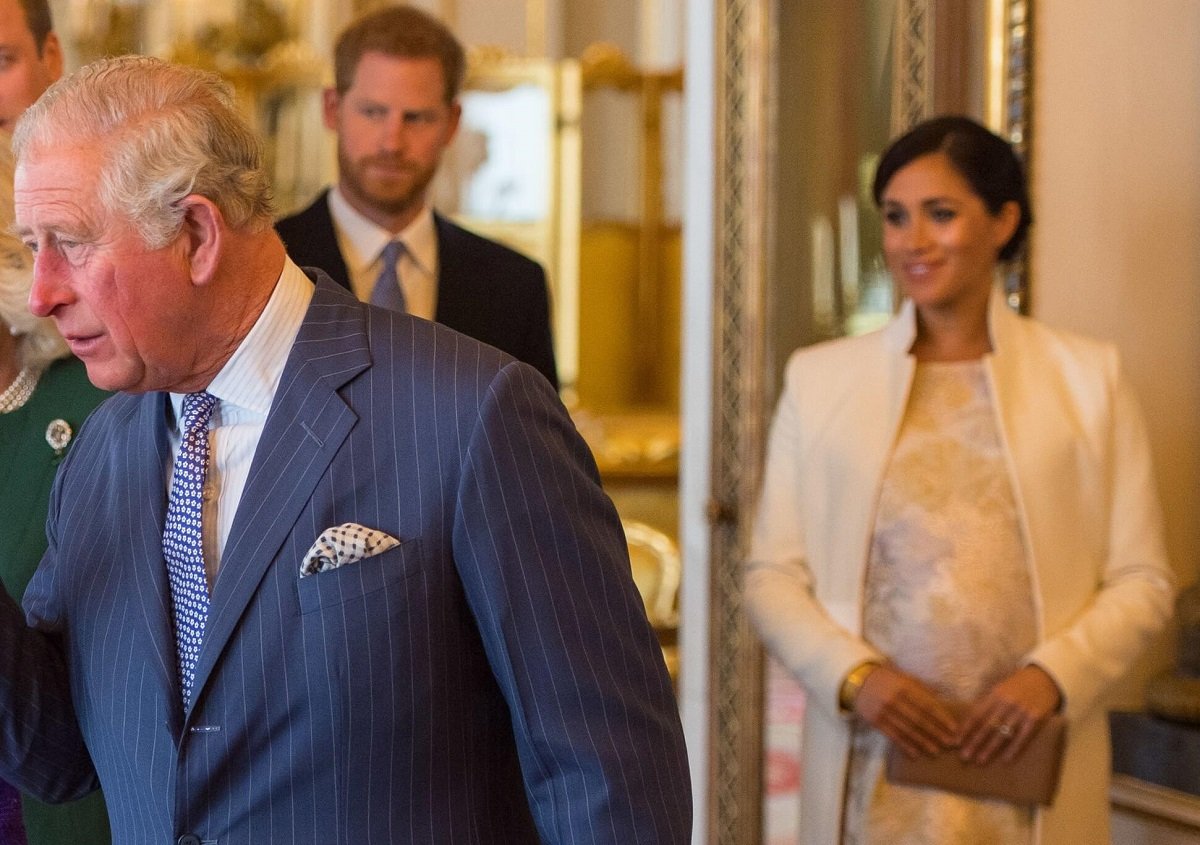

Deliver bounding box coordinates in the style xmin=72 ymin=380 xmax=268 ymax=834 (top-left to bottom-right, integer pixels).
xmin=168 ymin=258 xmax=314 ymax=428
xmin=327 ymin=186 xmax=438 ymax=278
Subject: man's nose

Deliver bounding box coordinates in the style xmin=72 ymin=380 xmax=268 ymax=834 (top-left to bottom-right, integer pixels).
xmin=380 ymin=116 xmax=409 ymax=151
xmin=27 ymin=252 xmax=72 ymax=317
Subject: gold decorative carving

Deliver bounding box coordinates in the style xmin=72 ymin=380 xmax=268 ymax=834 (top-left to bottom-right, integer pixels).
xmin=708 ymin=0 xmax=773 ymax=841
xmin=168 ymin=40 xmax=323 ymax=97
xmin=575 ymin=410 xmax=679 ymax=479
xmin=999 ymin=0 xmax=1033 ymax=313
xmin=73 ymin=4 xmax=143 ymax=61
xmin=167 ymin=0 xmax=313 ymax=83
xmin=894 ymin=0 xmax=934 ymax=134
xmin=580 ymin=42 xmax=684 ymax=93
xmin=464 ymin=45 xmax=520 ymax=82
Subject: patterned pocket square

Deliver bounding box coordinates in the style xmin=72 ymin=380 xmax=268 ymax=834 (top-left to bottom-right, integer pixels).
xmin=300 ymin=523 xmax=401 ymax=577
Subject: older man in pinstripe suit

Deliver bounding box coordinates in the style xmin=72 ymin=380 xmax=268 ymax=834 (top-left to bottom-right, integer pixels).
xmin=1 ymin=55 xmax=690 ymax=844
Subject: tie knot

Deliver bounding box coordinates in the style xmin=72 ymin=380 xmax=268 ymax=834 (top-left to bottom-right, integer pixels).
xmin=380 ymin=240 xmax=404 ymax=270
xmin=181 ymin=391 xmax=218 ymax=434
xmin=370 ymin=241 xmax=408 ymax=312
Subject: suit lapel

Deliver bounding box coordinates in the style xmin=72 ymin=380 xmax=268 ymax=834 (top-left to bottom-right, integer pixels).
xmin=432 ymin=213 xmax=467 ymax=327
xmin=985 ymin=301 xmax=1062 ymax=580
xmin=284 ymin=191 xmax=353 ymax=292
xmin=125 ymin=393 xmax=183 ymax=725
xmin=309 ymin=193 xmax=353 ymax=291
xmin=188 ymin=281 xmax=371 ymax=711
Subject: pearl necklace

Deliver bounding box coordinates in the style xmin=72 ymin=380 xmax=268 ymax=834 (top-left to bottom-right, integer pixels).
xmin=0 ymin=366 xmax=40 ymax=414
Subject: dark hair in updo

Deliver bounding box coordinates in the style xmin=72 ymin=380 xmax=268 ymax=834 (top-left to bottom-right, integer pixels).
xmin=872 ymin=115 xmax=1031 ymax=261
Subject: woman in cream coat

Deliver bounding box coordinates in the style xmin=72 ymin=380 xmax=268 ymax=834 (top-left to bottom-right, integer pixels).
xmin=745 ymin=116 xmax=1174 ymax=845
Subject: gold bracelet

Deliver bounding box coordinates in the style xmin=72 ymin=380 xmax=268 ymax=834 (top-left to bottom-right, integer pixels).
xmin=838 ymin=661 xmax=880 ymax=712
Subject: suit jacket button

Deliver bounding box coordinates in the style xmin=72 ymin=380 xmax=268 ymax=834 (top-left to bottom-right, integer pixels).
xmin=177 ymin=835 xmax=201 ymax=845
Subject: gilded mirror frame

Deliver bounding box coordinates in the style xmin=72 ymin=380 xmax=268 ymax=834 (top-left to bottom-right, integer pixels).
xmin=703 ymin=1 xmax=1033 ymax=841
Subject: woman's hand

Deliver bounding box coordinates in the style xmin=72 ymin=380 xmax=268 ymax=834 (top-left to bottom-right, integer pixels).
xmin=958 ymin=664 xmax=1063 ymax=765
xmin=853 ymin=664 xmax=959 ymax=758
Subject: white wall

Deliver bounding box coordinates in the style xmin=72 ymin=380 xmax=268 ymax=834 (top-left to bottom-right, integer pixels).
xmin=679 ymin=0 xmax=715 ymax=839
xmin=1032 ymin=0 xmax=1200 ymax=696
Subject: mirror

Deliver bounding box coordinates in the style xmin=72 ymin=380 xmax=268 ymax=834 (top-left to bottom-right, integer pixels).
xmin=427 ymin=27 xmax=686 ymax=677
xmin=766 ymin=5 xmax=1032 ymax=838
xmin=431 ymin=39 xmax=686 ymax=677
xmin=431 ymin=52 xmax=583 ymax=389
xmin=769 ymin=0 xmax=1031 ymax=370
xmin=694 ymin=0 xmax=1032 ymax=841
xmin=572 ymin=42 xmax=684 ymax=679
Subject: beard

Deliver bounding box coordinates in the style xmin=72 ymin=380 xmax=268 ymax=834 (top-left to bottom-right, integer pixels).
xmin=337 ymin=146 xmax=439 ymax=224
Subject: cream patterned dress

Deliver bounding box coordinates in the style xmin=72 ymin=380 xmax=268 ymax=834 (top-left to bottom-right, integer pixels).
xmin=842 ymin=360 xmax=1036 ymax=845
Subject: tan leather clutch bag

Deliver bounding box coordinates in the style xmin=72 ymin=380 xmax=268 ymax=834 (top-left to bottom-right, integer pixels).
xmin=885 ymin=712 xmax=1068 ymax=806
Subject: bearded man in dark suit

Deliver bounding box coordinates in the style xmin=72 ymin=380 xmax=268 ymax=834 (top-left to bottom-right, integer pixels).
xmin=276 ymin=4 xmax=558 ymax=389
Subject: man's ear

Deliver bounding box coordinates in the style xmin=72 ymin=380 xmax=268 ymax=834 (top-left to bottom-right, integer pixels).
xmin=444 ymin=99 xmax=462 ymax=144
xmin=322 ymin=88 xmax=340 ymax=131
xmin=41 ymin=32 xmax=64 ymax=82
xmin=179 ymin=195 xmax=223 ymax=286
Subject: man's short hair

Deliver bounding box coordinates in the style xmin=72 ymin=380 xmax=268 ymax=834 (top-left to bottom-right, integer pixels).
xmin=13 ymin=55 xmax=275 ymax=248
xmin=18 ymin=0 xmax=53 ymax=52
xmin=334 ymin=5 xmax=466 ymax=103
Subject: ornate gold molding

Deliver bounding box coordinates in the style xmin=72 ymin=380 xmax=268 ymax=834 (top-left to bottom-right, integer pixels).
xmin=894 ymin=0 xmax=934 ymax=134
xmin=580 ymin=43 xmax=684 ymax=92
xmin=998 ymin=0 xmax=1032 ymax=156
xmin=709 ymin=0 xmax=773 ymax=841
xmin=999 ymin=0 xmax=1033 ymax=313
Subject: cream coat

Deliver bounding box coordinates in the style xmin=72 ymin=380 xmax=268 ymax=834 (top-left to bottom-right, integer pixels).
xmin=745 ymin=293 xmax=1175 ymax=845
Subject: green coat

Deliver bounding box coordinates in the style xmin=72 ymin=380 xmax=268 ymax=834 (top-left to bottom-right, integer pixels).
xmin=0 ymin=357 xmax=112 ymax=844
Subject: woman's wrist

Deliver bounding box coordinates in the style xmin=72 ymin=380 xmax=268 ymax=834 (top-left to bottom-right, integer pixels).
xmin=839 ymin=660 xmax=882 ymax=712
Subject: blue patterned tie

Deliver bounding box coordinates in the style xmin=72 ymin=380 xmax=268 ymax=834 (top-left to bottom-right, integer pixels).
xmin=369 ymin=240 xmax=407 ymax=312
xmin=163 ymin=391 xmax=218 ymax=707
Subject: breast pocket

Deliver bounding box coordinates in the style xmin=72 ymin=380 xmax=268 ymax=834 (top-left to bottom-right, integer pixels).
xmin=296 ymin=539 xmax=423 ymax=614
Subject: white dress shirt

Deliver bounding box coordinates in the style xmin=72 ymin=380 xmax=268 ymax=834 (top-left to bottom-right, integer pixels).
xmin=327 ymin=186 xmax=439 ymax=320
xmin=166 ymin=258 xmax=314 ymax=584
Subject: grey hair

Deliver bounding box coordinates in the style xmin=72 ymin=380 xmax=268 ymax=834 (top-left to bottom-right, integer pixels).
xmin=13 ymin=55 xmax=275 ymax=249
xmin=0 ymin=134 xmax=68 ymax=369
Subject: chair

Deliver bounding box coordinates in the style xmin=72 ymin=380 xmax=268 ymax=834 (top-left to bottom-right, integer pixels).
xmin=623 ymin=520 xmax=681 ymax=681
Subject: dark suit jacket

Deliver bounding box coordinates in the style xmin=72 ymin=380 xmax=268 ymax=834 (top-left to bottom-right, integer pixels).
xmin=0 ymin=275 xmax=690 ymax=843
xmin=277 ymin=191 xmax=559 ymax=389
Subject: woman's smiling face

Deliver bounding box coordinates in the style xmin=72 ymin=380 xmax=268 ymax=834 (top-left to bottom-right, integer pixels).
xmin=880 ymin=151 xmax=1018 ymax=315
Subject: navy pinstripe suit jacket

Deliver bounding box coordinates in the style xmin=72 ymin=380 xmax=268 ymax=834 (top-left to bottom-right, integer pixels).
xmin=0 ymin=275 xmax=690 ymax=843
